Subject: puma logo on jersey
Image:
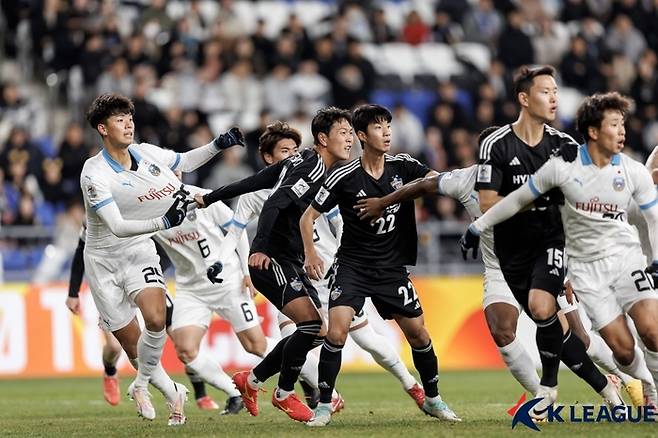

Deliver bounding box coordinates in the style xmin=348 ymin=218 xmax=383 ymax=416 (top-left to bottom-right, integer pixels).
xmin=509 ymin=156 xmax=521 ymax=166
xmin=122 ymin=180 xmax=134 ymax=187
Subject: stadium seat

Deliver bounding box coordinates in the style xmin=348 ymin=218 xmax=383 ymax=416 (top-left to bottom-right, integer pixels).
xmin=453 ymin=42 xmax=491 ymax=73
xmin=370 ymin=89 xmax=399 ymax=110
xmin=380 ymin=43 xmax=422 ymax=83
xmin=417 ymin=43 xmax=464 ymax=80
xmin=400 ymin=89 xmax=437 ymax=126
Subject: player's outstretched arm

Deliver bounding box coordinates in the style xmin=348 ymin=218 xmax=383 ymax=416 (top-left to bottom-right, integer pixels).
xmin=355 ymin=174 xmax=439 ymax=223
xmin=471 ymin=182 xmax=540 ymax=234
xmin=198 ymin=161 xmax=284 ymax=208
xmin=646 ymin=145 xmax=658 ymax=185
xmin=300 ymin=205 xmax=324 ymax=281
xmin=176 ymin=127 xmax=246 ymax=172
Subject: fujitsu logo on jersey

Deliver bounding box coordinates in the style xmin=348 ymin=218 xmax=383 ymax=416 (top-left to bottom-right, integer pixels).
xmin=575 ymin=197 xmax=619 ymax=213
xmin=167 ymin=230 xmax=200 ymax=245
xmin=137 ymin=182 xmax=177 ymax=202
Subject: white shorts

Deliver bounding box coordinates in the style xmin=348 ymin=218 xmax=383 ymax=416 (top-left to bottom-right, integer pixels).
xmin=569 ymin=247 xmax=658 ymax=331
xmin=314 ymin=280 xmax=367 ymax=328
xmin=85 ymin=242 xmax=165 ymax=332
xmin=482 ymin=267 xmax=522 ymax=312
xmin=169 ymin=276 xmax=260 ymax=333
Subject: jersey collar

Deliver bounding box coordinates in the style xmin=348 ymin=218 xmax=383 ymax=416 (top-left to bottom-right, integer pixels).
xmin=580 ymin=143 xmax=620 ymax=166
xmin=101 ymin=146 xmax=142 ymax=173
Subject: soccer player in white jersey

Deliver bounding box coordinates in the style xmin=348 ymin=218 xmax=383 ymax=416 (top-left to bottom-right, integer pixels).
xmin=80 ymin=93 xmax=244 ymax=424
xmin=355 ymin=126 xmax=644 ymax=404
xmin=462 ymin=92 xmax=658 ymax=407
xmin=152 ymin=184 xmax=280 ymax=415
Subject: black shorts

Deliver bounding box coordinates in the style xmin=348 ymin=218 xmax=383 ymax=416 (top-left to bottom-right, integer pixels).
xmin=327 ymin=262 xmax=422 ymax=320
xmin=498 ymin=241 xmax=565 ymax=313
xmin=249 ymin=257 xmax=320 ymax=311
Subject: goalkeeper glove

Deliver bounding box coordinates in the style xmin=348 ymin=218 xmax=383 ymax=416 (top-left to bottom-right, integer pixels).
xmin=459 ymin=224 xmax=480 ymax=261
xmin=213 ymin=127 xmax=245 ymax=151
xmin=207 ymin=261 xmax=224 ymax=284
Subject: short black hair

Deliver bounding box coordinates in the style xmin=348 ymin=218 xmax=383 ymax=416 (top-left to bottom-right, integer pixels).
xmin=352 ymin=103 xmax=392 ymax=140
xmin=478 ymin=125 xmax=501 ymax=146
xmin=311 ymin=106 xmax=352 ymax=145
xmin=86 ymin=93 xmax=135 ymax=131
xmin=576 ymin=92 xmax=632 ymax=142
xmin=258 ymin=121 xmax=301 ymax=164
xmin=513 ymin=65 xmax=556 ymax=98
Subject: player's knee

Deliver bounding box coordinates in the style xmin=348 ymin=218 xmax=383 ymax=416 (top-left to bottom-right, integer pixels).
xmin=404 ymin=326 xmax=430 ymax=349
xmin=613 ymin=345 xmax=635 ymax=366
xmin=144 ymin=316 xmax=166 ymax=332
xmin=175 ymin=344 xmax=199 ymax=364
xmin=639 ymin=329 xmax=658 ymax=352
xmin=490 ymin=327 xmax=515 ymax=347
xmin=327 ymin=326 xmax=349 ymax=345
xmin=528 ymin=302 xmax=556 ymax=321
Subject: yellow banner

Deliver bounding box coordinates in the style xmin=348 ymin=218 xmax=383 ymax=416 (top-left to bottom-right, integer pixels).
xmin=0 ymin=277 xmax=505 ymax=378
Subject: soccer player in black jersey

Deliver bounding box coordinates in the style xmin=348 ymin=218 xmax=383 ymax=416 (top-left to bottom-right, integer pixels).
xmin=300 ymin=104 xmax=460 ymax=426
xmin=195 ymin=108 xmax=353 ymax=422
xmin=460 ymin=66 xmax=622 ymax=418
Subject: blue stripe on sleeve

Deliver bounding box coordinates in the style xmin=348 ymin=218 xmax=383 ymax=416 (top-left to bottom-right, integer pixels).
xmin=640 ymin=197 xmax=658 ymax=210
xmin=170 ymin=153 xmax=181 ymax=170
xmin=91 ymin=197 xmax=114 ymax=210
xmin=231 ymin=219 xmax=247 ymax=229
xmin=326 ymin=208 xmax=339 ymax=220
xmin=528 ymin=176 xmax=541 ymax=198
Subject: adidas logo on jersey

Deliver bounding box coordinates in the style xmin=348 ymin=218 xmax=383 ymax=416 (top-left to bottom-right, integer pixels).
xmin=509 ymin=156 xmax=521 ymax=166
xmin=357 ymin=189 xmax=367 ymax=197
xmin=549 ymin=268 xmax=560 ymax=276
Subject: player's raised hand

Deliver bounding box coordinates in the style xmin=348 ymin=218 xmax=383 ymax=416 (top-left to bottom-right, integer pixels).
xmin=563 ymin=279 xmax=578 ymax=305
xmin=459 ymin=224 xmax=480 ymax=260
xmin=65 ymin=296 xmax=81 ymax=315
xmin=249 ymin=252 xmax=271 ymax=270
xmin=646 ymin=262 xmax=658 ymax=289
xmin=354 ymin=198 xmax=385 ymax=224
xmin=304 ymin=251 xmax=325 ymax=281
xmin=162 ymin=185 xmax=193 ymax=228
xmin=207 ymin=261 xmax=224 ymax=284
xmin=213 ymin=127 xmax=246 ymax=150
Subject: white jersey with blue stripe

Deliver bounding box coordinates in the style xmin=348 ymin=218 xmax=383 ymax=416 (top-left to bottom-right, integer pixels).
xmin=437 ymin=165 xmax=500 ymax=271
xmin=152 ymin=186 xmax=241 ymax=294
xmin=80 ymin=143 xmax=185 ymax=254
xmin=528 ymin=146 xmax=657 ymax=262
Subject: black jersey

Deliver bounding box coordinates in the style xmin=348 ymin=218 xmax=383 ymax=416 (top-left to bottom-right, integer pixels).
xmin=475 ymin=124 xmax=578 ymax=255
xmin=311 ymin=153 xmax=430 ymax=268
xmin=250 ymin=149 xmax=325 ymax=264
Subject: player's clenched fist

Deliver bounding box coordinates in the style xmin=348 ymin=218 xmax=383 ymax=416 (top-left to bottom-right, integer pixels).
xmin=162 ymin=185 xmax=192 ymax=229
xmin=459 ymin=224 xmax=480 ymax=260
xmin=207 ymin=261 xmax=223 ymax=284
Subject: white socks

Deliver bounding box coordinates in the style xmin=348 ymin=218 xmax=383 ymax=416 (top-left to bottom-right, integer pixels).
xmin=643 ymin=349 xmax=658 ymax=390
xmin=614 ymin=346 xmax=655 ymax=387
xmin=134 ymin=328 xmax=167 ymax=388
xmin=129 ymin=355 xmax=178 ymax=402
xmin=587 ymin=333 xmax=634 ymax=385
xmin=497 ymin=337 xmax=540 ymax=394
xmin=350 ymin=323 xmax=418 ymax=390
xmin=186 ymin=353 xmax=240 ymax=397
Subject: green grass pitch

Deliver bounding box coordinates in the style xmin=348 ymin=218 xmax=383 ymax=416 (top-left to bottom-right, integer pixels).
xmin=0 ymin=370 xmax=655 ymax=437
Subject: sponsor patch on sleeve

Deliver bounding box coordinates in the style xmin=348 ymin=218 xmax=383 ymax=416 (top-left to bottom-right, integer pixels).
xmin=477 ymin=164 xmax=492 ymax=183
xmin=291 ymin=178 xmax=310 ymax=198
xmin=315 ymin=186 xmax=329 ymax=205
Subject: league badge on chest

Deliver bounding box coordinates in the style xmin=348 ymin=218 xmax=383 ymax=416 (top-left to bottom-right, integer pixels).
xmin=391 ymin=175 xmax=403 ymax=190
xmin=148 ymin=163 xmax=161 ymax=176
xmin=612 ymin=176 xmax=625 ymax=192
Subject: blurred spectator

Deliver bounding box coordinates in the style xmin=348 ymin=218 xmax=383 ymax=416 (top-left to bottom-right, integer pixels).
xmin=560 ymin=35 xmax=602 ymax=93
xmin=203 ymin=147 xmax=253 ymax=200
xmin=532 ymin=17 xmax=570 ymax=66
xmin=0 ymin=82 xmax=47 ymax=141
xmin=332 ymin=39 xmax=375 ymax=109
xmin=370 ymin=8 xmax=395 ymax=44
xmin=391 ymin=104 xmax=425 ymax=156
xmin=0 ymin=127 xmax=45 ymax=180
xmin=606 ymin=14 xmax=647 ymax=63
xmin=497 ymin=9 xmax=534 ymax=69
xmin=432 ymin=8 xmax=463 ymax=44
xmin=264 ymin=64 xmax=296 ymax=119
xmin=630 ymin=50 xmax=658 ymax=120
xmin=39 ymin=158 xmax=67 ymax=205
xmin=290 ymin=60 xmax=331 ymax=116
xmin=244 ymin=110 xmax=273 ymax=171
xmin=57 ymin=122 xmax=90 ymax=199
xmin=401 ymin=11 xmax=431 ymax=46
xmin=462 ymin=0 xmax=503 ymax=47
xmin=220 ymin=60 xmax=263 ymax=130
xmin=97 ymin=56 xmax=133 ymax=96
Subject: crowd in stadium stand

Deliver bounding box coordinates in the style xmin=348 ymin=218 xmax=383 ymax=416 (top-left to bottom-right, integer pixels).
xmin=1 ymin=0 xmax=658 ymax=232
